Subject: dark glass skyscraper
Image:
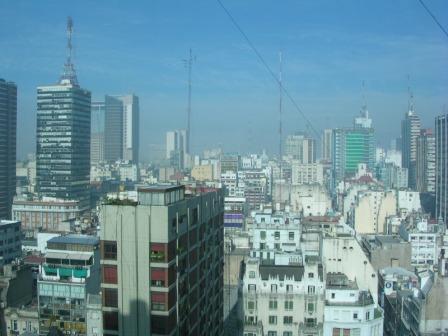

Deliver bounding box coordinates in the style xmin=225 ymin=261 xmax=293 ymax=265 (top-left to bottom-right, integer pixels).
xmin=436 ymin=114 xmax=448 ymax=225
xmin=0 ymin=79 xmax=17 ymax=219
xmin=36 ymin=83 xmax=91 ymax=210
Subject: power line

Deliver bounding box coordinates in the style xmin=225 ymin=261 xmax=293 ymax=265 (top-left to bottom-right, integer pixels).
xmin=216 ymin=0 xmax=320 ymax=139
xmin=417 ymin=0 xmax=448 ymax=40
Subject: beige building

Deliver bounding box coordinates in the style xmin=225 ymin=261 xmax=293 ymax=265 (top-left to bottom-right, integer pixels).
xmin=352 ymin=190 xmax=397 ymax=234
xmin=191 ymin=164 xmax=214 ymax=181
xmin=3 ymin=306 xmax=39 ymax=335
xmin=291 ymin=162 xmax=324 ymax=186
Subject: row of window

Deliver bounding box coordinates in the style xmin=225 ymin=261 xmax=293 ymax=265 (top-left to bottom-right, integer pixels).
xmin=268 ymin=315 xmax=294 ymax=325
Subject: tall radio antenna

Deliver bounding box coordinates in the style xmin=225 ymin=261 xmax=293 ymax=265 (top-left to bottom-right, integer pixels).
xmin=60 ymin=16 xmax=79 ymax=86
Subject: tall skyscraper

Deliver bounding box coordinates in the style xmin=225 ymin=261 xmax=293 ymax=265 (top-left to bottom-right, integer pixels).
xmin=321 ymin=129 xmax=333 ymax=162
xmin=0 ymin=78 xmax=17 ymax=219
xmin=115 ymin=94 xmax=139 ymax=163
xmin=166 ymin=129 xmax=187 ymax=169
xmin=104 ymin=95 xmax=124 ymax=162
xmin=435 ymin=114 xmax=448 ymax=224
xmin=284 ymin=133 xmax=316 ymax=163
xmin=401 ymin=107 xmax=421 ymax=189
xmin=100 ymin=185 xmax=224 ymax=336
xmin=91 ymin=101 xmax=105 ymax=164
xmin=94 ymin=94 xmax=140 ymax=164
xmin=416 ymin=129 xmax=435 ymax=194
xmin=36 ymin=17 xmax=91 ymax=211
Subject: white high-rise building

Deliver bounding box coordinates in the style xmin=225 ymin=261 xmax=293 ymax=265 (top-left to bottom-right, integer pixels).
xmin=322 ymin=129 xmax=333 ymax=162
xmin=166 ymin=129 xmax=187 ymax=169
xmin=114 ymin=94 xmax=139 ymax=163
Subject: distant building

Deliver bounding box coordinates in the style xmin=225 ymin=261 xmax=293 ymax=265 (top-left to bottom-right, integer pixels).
xmin=0 ymin=79 xmax=17 ymax=220
xmin=416 ymin=129 xmax=435 ymax=194
xmin=220 ymin=153 xmax=240 ymax=173
xmin=12 ymin=197 xmax=82 ymax=235
xmin=3 ymin=305 xmax=39 ymax=336
xmin=332 ymin=128 xmax=375 ymax=184
xmin=379 ymin=163 xmax=408 ymax=190
xmin=37 ymin=235 xmax=100 ymax=336
xmin=291 ymin=162 xmax=324 ymax=185
xmin=401 ymin=108 xmax=421 ymax=189
xmin=435 ymin=114 xmax=448 ymax=224
xmin=166 ymin=129 xmax=187 ymax=169
xmin=191 ymin=164 xmax=214 ymax=181
xmin=115 ymin=94 xmax=139 ymax=163
xmin=361 ymin=235 xmax=412 ymax=271
xmin=0 ymin=220 xmax=22 ymax=267
xmin=100 ymin=185 xmax=224 ymax=336
xmin=284 ymin=133 xmax=316 ymax=163
xmin=321 ymin=129 xmax=333 ymax=162
xmin=91 ymin=101 xmax=106 ymax=165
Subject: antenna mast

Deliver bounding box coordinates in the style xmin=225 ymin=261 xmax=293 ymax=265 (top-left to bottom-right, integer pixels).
xmin=60 ymin=16 xmax=79 ymax=86
xmin=278 ymin=52 xmax=283 ymax=208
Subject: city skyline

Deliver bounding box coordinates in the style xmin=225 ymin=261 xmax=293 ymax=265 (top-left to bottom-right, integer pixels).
xmin=0 ymin=1 xmax=447 ymax=161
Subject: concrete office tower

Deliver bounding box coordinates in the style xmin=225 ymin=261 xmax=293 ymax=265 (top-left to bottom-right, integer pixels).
xmin=100 ymin=185 xmax=224 ymax=336
xmin=91 ymin=102 xmax=105 ymax=164
xmin=332 ymin=128 xmax=375 ymax=183
xmin=0 ymin=79 xmax=17 ymax=219
xmin=115 ymin=94 xmax=139 ymax=163
xmin=104 ymin=95 xmax=124 ymax=162
xmin=36 ymin=17 xmax=91 ymax=211
xmin=401 ymin=109 xmax=421 ymax=189
xmin=284 ymin=133 xmax=316 ymax=163
xmin=435 ymin=114 xmax=448 ymax=224
xmin=416 ymin=129 xmax=435 ymax=194
xmin=166 ymin=129 xmax=187 ymax=169
xmin=37 ymin=235 xmax=100 ymax=336
xmin=322 ymin=129 xmax=333 ymax=162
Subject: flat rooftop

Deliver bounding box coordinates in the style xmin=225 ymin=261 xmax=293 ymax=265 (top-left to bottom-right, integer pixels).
xmin=0 ymin=220 xmax=20 ymax=226
xmin=48 ymin=234 xmax=99 ymax=246
xmin=138 ymin=184 xmax=184 ymax=193
xmin=326 ymin=272 xmax=358 ymax=289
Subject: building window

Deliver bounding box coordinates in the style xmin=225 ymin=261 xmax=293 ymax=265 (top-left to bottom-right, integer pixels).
xmin=308 ymin=286 xmax=315 ymax=294
xmin=308 ymin=272 xmax=314 ymax=278
xmin=260 ymin=231 xmax=266 ymax=239
xmin=103 ymin=311 xmax=118 ymax=331
xmin=271 ymin=284 xmax=277 ymax=293
xmin=268 ymin=316 xmax=277 ymax=325
xmin=288 ymin=232 xmax=294 ymax=240
xmin=353 ymin=313 xmax=358 ymax=319
xmin=151 ymin=292 xmax=167 ymax=311
xmin=283 ymin=332 xmax=293 ymax=336
xmin=11 ymin=320 xmax=18 ymax=331
xmin=103 ymin=265 xmax=118 ymax=284
xmin=249 ymin=271 xmax=256 ymax=278
xmin=274 ymin=243 xmax=280 ymax=250
xmin=248 ymin=284 xmax=256 ymax=291
xmin=102 ymin=241 xmax=117 ymax=260
xmin=267 ymin=332 xmax=277 ymax=336
xmin=366 ymin=311 xmax=370 ymax=320
xmin=284 ymin=300 xmax=293 ymax=310
xmin=103 ymin=288 xmax=118 ymax=308
xmin=331 ymin=292 xmax=335 ymax=299
xmin=150 ymin=243 xmax=166 ymax=262
xmin=286 ymin=284 xmax=293 ymax=292
xmin=307 ymin=302 xmax=314 ymax=313
xmin=269 ymin=300 xmax=277 ymax=310
xmin=151 ymin=268 xmax=166 ymax=287
xmin=274 ymin=231 xmax=280 ymax=240
xmin=283 ymin=316 xmax=293 ymax=325
xmin=247 ymin=301 xmax=255 ymax=310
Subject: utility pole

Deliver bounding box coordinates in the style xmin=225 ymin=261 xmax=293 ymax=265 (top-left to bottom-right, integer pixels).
xmin=184 ymin=49 xmax=195 ymax=156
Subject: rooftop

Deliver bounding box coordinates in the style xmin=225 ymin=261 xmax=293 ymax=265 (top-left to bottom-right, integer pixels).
xmin=138 ymin=184 xmax=184 ymax=193
xmin=0 ymin=220 xmax=20 ymax=226
xmin=259 ymin=265 xmax=304 ymax=281
xmin=326 ymin=272 xmax=358 ymax=289
xmin=48 ymin=234 xmax=99 ymax=246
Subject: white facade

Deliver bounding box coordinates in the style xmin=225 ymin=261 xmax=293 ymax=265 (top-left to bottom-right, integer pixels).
xmin=290 ymin=184 xmax=331 ymax=216
xmin=397 ymin=190 xmax=421 ymax=213
xmin=291 ymin=162 xmax=324 ymax=186
xmin=115 ymin=94 xmax=139 ymax=163
xmin=323 ymin=282 xmax=383 ymax=336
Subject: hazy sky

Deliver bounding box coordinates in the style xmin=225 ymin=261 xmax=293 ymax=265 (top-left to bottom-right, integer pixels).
xmin=1 ymin=0 xmax=447 ymax=162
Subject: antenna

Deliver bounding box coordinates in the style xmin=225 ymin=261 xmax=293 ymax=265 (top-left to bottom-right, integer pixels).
xmin=60 ymin=16 xmax=79 ymax=86
xmin=278 ymin=51 xmax=283 ymax=208
xmin=407 ymin=75 xmax=414 ymax=112
xmin=183 ymin=49 xmax=195 ymax=155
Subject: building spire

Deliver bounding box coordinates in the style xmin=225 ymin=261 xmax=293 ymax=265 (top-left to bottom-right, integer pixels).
xmin=60 ymin=16 xmax=79 ymax=86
